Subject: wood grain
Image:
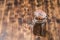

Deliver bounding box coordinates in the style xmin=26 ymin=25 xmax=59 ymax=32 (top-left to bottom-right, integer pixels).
xmin=0 ymin=0 xmax=60 ymax=40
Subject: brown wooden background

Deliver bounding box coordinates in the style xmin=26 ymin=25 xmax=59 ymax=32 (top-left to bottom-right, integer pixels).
xmin=0 ymin=0 xmax=60 ymax=40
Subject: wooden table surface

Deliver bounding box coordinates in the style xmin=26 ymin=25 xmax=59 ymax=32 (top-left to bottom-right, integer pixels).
xmin=0 ymin=0 xmax=60 ymax=40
